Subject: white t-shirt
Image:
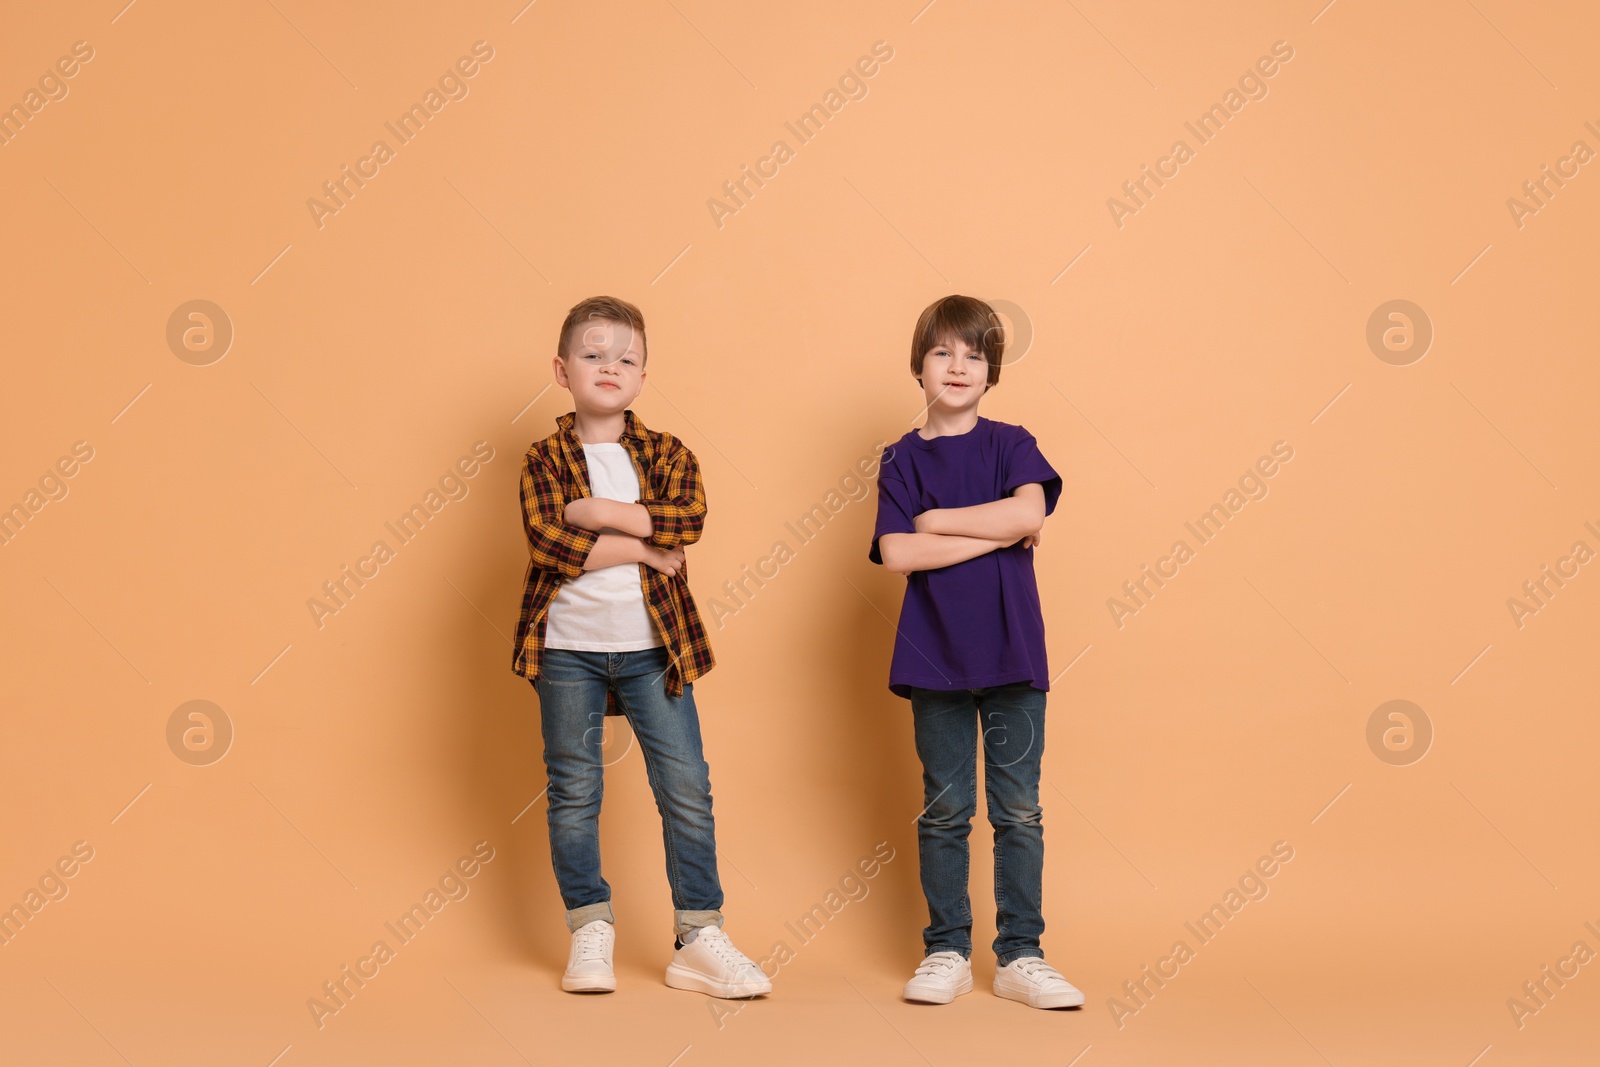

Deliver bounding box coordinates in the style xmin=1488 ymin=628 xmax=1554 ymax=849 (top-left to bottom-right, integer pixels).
xmin=543 ymin=442 xmax=664 ymax=651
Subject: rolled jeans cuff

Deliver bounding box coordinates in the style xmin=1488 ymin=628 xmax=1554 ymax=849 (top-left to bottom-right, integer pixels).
xmin=565 ymin=901 xmax=615 ymax=932
xmin=675 ymin=909 xmax=724 ymax=938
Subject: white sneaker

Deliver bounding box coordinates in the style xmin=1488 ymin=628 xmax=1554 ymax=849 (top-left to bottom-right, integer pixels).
xmin=562 ymin=919 xmax=616 ymax=992
xmin=993 ymin=956 xmax=1084 ymax=1008
xmin=664 ymin=926 xmax=772 ymax=998
xmin=903 ymin=950 xmax=973 ymax=1004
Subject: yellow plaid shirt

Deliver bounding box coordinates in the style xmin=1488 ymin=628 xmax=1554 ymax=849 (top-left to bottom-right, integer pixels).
xmin=512 ymin=408 xmax=715 ymax=714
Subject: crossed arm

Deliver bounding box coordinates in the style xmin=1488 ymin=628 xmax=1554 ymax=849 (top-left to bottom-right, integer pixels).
xmin=560 ymin=498 xmax=680 ymax=572
xmin=521 ymin=447 xmax=705 ymax=578
xmin=877 ymin=483 xmax=1046 ymax=575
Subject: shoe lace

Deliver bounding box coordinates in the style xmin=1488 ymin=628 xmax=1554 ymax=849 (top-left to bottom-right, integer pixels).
xmin=572 ymin=923 xmax=610 ymax=961
xmin=693 ymin=927 xmax=753 ymax=970
xmin=914 ymin=951 xmax=965 ymax=977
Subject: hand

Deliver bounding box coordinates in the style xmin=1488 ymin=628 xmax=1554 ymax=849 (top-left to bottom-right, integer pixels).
xmin=564 ymin=497 xmax=607 ymax=531
xmin=643 ymin=543 xmax=686 ymax=577
xmin=1020 ymin=527 xmax=1042 ymax=549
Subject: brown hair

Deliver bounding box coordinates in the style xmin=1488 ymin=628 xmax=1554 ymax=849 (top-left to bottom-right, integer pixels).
xmin=909 ymin=294 xmax=1004 ymax=388
xmin=557 ymin=295 xmax=648 ymax=364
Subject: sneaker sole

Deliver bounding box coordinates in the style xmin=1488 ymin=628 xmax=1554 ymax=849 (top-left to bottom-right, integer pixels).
xmin=561 ymin=974 xmax=617 ymax=993
xmin=903 ymin=973 xmax=974 ymax=1004
xmin=993 ymin=979 xmax=1084 ymax=1009
xmin=664 ymin=961 xmax=771 ymax=999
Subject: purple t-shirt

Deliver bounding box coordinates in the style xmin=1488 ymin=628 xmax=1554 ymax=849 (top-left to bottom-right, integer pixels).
xmin=868 ymin=417 xmax=1062 ymax=699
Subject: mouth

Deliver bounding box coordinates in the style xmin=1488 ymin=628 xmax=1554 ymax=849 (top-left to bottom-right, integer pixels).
xmin=945 ymin=383 xmax=971 ymax=390
xmin=597 ymin=382 xmax=620 ymax=390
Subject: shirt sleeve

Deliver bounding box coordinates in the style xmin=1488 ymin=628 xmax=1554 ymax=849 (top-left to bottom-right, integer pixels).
xmin=520 ymin=450 xmax=599 ymax=579
xmin=1002 ymin=427 xmax=1063 ymax=516
xmin=638 ymin=440 xmax=707 ymax=549
xmin=869 ymin=446 xmax=918 ymax=565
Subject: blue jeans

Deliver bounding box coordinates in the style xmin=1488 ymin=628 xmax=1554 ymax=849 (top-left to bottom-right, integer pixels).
xmin=909 ymin=682 xmax=1047 ymax=965
xmin=533 ymin=645 xmax=724 ymax=938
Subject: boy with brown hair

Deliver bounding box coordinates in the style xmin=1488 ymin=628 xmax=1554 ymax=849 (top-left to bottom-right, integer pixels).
xmin=512 ymin=295 xmax=769 ymax=999
xmin=869 ymin=294 xmax=1083 ymax=1009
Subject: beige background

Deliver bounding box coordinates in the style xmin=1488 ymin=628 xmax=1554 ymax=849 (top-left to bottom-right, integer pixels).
xmin=2 ymin=1 xmax=1597 ymax=1064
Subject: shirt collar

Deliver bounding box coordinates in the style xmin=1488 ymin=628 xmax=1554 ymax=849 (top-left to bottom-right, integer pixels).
xmin=556 ymin=408 xmax=648 ymax=447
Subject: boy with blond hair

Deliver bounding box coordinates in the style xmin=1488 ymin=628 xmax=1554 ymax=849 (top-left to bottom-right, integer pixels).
xmin=513 ymin=295 xmax=769 ymax=999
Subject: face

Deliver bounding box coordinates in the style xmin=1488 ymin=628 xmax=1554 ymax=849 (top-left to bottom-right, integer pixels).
xmin=917 ymin=333 xmax=990 ymax=413
xmin=554 ymin=317 xmax=646 ymax=413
